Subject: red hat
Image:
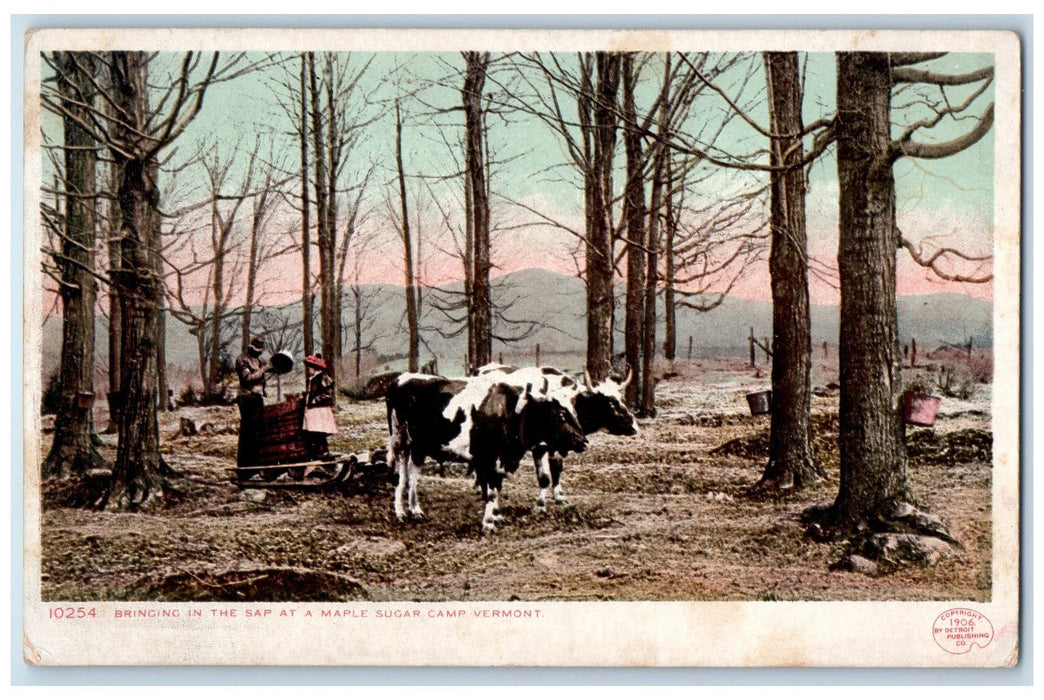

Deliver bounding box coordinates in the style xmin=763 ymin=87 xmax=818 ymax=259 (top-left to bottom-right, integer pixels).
xmin=304 ymin=355 xmax=327 ymax=370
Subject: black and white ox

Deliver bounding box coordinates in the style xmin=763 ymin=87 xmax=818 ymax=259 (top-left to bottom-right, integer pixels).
xmin=385 ymin=373 xmax=588 ymax=532
xmin=477 ymin=364 xmax=639 ymax=510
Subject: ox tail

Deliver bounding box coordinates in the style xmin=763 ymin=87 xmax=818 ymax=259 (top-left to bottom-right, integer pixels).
xmin=387 ymin=407 xmax=402 ymax=468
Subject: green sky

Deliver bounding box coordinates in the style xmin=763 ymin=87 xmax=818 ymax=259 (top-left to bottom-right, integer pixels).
xmin=41 ymin=50 xmax=997 ymax=304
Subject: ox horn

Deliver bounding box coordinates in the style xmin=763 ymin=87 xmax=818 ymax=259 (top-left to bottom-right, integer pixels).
xmin=621 ymin=364 xmax=634 ymax=389
xmin=583 ymin=368 xmax=593 ymax=390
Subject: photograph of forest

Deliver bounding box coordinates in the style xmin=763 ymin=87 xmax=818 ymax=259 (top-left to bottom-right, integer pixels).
xmin=32 ymin=38 xmax=1009 ymax=610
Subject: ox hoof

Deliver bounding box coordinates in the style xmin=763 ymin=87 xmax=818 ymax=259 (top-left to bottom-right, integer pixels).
xmin=482 ymin=522 xmax=498 ymax=535
xmin=408 ymin=510 xmax=427 ymax=521
xmin=554 ymin=496 xmax=569 ymax=505
xmin=534 ymin=503 xmax=547 ymax=515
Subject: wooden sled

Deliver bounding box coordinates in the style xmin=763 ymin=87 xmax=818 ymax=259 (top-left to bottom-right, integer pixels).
xmin=230 ymin=396 xmax=390 ymax=491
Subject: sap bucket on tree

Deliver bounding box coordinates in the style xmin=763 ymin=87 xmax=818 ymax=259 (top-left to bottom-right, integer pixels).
xmin=903 ymin=391 xmax=942 ymax=427
xmin=746 ymin=390 xmax=772 ymax=416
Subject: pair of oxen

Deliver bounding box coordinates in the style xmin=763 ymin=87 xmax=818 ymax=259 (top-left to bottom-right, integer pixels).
xmin=385 ymin=364 xmax=638 ymax=533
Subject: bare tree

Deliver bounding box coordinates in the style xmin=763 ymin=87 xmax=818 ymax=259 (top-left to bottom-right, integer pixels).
xmin=42 ymin=49 xmax=253 ymax=509
xmin=241 ymin=140 xmax=289 ymax=352
xmin=463 ymin=51 xmax=493 ymax=370
xmin=298 ymin=54 xmax=315 ymax=356
xmin=199 ymin=141 xmax=254 ymax=398
xmin=758 ymin=51 xmax=823 ymax=491
xmin=620 ymin=52 xmax=646 ymax=408
xmin=807 ymin=52 xmax=993 ymax=555
xmin=305 ymin=51 xmax=375 ymax=390
xmin=41 ymin=51 xmax=105 ymax=478
xmin=394 ymin=98 xmax=420 ymax=372
xmin=505 ymin=52 xmax=620 ymax=381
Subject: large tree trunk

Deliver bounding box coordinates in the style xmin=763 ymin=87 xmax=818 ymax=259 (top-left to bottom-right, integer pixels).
xmin=44 ymin=51 xmax=104 ymax=478
xmin=584 ymin=52 xmax=620 ymax=383
xmin=831 ymin=52 xmax=910 ymax=527
xmin=463 ymin=51 xmax=492 ymax=370
xmin=395 ymin=100 xmax=419 ymax=372
xmin=299 ymin=54 xmax=314 ymax=356
xmin=621 ymin=53 xmax=645 ymax=408
xmin=107 ymin=50 xmax=166 ymax=510
xmin=759 ymin=51 xmax=822 ymax=491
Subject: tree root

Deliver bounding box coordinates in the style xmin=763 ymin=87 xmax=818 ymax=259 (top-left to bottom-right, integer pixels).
xmin=804 ymin=499 xmax=962 ymax=576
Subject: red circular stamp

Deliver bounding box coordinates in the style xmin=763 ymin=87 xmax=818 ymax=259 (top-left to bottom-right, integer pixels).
xmin=932 ymin=608 xmax=994 ymax=654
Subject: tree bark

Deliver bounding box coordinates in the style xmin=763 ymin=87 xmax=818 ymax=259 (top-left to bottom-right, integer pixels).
xmin=107 ymin=50 xmax=166 ymax=510
xmin=43 ymin=51 xmax=104 ymax=478
xmin=759 ymin=51 xmax=822 ymax=491
xmin=830 ymin=52 xmax=910 ymax=527
xmin=621 ymin=53 xmax=645 ymax=409
xmin=463 ymin=51 xmax=492 ymax=370
xmin=584 ymin=53 xmax=620 ymax=383
xmin=395 ymin=100 xmax=419 ymax=372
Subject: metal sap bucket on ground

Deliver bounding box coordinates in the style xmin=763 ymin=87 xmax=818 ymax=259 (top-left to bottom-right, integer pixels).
xmin=903 ymin=391 xmax=941 ymax=427
xmin=746 ymin=390 xmax=772 ymax=415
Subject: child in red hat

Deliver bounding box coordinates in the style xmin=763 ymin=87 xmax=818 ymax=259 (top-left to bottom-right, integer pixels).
xmin=302 ymin=353 xmax=337 ymax=457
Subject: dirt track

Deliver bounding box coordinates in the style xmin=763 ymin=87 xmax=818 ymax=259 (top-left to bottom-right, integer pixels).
xmin=38 ymin=361 xmax=993 ymax=602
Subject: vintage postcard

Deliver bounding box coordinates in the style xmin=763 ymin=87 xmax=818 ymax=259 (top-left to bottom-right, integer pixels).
xmin=22 ymin=27 xmax=1021 ymax=667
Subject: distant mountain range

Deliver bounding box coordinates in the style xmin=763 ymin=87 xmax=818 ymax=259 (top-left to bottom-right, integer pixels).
xmin=40 ymin=267 xmax=993 ymax=380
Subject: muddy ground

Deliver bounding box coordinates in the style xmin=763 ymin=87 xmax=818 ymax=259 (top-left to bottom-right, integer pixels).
xmin=37 ymin=360 xmax=993 ymax=602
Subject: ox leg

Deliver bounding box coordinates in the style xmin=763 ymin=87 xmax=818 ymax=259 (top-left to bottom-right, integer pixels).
xmin=407 ymin=451 xmax=425 ymax=518
xmin=479 ymin=460 xmax=506 ymax=534
xmin=533 ymin=446 xmax=552 ymax=513
xmin=389 ymin=412 xmax=408 ymax=521
xmin=550 ymin=454 xmax=568 ymax=504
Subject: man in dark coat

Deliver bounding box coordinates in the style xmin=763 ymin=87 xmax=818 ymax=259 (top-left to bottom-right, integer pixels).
xmin=235 ymin=336 xmax=270 ymax=467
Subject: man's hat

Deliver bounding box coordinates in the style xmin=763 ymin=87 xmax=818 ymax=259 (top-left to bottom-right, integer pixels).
xmin=249 ymin=336 xmax=265 ymax=351
xmin=304 ymin=354 xmax=327 ymax=370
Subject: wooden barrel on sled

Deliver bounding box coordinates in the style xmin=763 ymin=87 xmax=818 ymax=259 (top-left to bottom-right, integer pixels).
xmin=256 ymin=396 xmax=311 ymax=466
